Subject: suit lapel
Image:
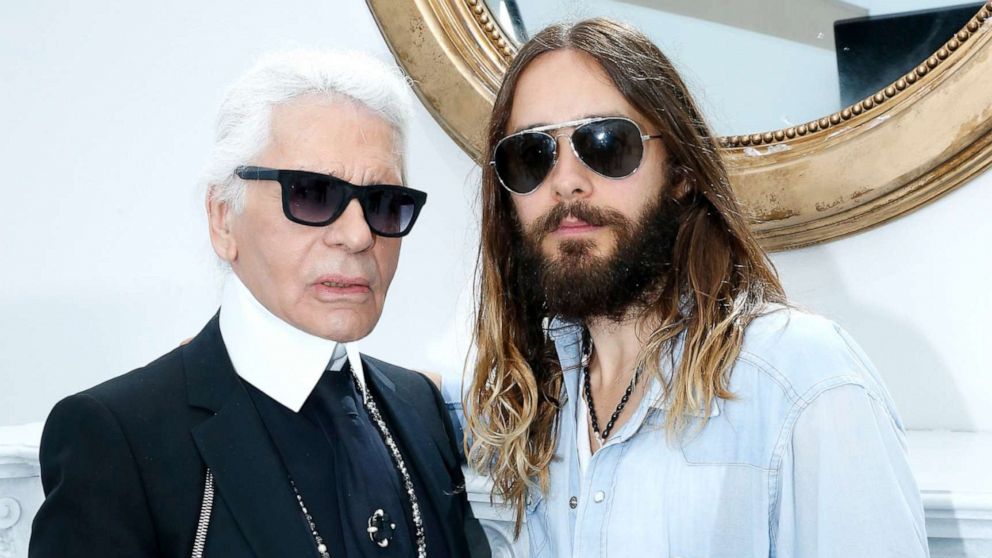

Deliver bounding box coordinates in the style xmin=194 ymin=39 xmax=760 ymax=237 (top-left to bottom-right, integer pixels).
xmin=183 ymin=315 xmax=318 ymax=558
xmin=362 ymin=358 xmax=460 ymax=549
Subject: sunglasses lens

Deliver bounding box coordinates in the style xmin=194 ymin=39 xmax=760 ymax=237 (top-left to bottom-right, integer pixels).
xmin=493 ymin=133 xmax=557 ymax=194
xmin=286 ymin=174 xmax=346 ymax=225
xmin=364 ymin=188 xmax=420 ymax=236
xmin=572 ymin=118 xmax=644 ymax=178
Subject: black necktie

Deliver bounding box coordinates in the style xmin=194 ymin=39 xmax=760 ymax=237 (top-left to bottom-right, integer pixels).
xmin=300 ymin=363 xmax=415 ymax=558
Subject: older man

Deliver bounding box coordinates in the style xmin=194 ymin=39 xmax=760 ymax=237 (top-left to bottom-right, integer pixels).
xmin=30 ymin=50 xmax=489 ymax=557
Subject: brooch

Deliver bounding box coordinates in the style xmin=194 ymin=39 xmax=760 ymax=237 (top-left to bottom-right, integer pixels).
xmin=367 ymin=508 xmax=397 ymax=548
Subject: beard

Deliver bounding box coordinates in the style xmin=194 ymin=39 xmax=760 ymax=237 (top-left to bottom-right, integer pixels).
xmin=514 ymin=195 xmax=682 ymax=324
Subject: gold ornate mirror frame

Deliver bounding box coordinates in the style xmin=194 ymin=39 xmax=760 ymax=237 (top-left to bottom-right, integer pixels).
xmin=368 ymin=0 xmax=992 ymax=250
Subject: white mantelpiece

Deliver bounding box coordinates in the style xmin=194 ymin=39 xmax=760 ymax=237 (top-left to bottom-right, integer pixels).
xmin=0 ymin=424 xmax=43 ymax=558
xmin=907 ymin=431 xmax=992 ymax=558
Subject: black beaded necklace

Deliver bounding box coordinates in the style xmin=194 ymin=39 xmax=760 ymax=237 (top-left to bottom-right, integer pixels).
xmin=581 ymin=336 xmax=642 ymax=444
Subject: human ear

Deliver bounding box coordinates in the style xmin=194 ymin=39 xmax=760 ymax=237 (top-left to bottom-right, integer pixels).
xmin=667 ymin=165 xmax=694 ymax=202
xmin=206 ymin=192 xmax=238 ymax=263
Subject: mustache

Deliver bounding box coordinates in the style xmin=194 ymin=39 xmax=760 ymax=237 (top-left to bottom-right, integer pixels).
xmin=529 ymin=201 xmax=629 ymax=238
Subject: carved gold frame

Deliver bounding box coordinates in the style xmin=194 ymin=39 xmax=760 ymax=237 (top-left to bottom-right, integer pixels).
xmin=368 ymin=0 xmax=992 ymax=250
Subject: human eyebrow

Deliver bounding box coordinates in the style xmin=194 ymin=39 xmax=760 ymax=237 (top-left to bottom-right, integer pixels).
xmin=508 ymin=121 xmax=550 ymax=135
xmin=350 ymin=168 xmax=404 ymax=187
xmin=508 ymin=114 xmax=624 ymax=135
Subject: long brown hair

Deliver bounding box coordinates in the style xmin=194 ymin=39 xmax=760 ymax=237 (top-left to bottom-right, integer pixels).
xmin=465 ymin=18 xmax=786 ymax=532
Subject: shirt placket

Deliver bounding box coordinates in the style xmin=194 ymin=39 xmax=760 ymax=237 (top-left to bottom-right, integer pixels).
xmin=573 ymin=437 xmax=626 ymax=557
xmin=551 ymin=322 xmax=666 ymax=557
xmin=571 ymin=378 xmax=663 ymax=557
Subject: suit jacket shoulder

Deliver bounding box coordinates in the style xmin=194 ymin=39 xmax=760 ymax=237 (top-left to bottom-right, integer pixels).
xmin=31 ymin=318 xmax=229 ymax=557
xmin=75 ymin=345 xmax=196 ymax=425
xmin=361 ymin=354 xmax=459 ymax=471
xmin=362 ymin=354 xmax=437 ymax=413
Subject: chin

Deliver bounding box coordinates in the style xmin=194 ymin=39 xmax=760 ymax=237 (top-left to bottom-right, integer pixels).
xmin=310 ymin=312 xmax=379 ymax=342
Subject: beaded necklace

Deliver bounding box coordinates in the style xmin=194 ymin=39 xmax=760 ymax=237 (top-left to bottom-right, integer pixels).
xmin=581 ymin=337 xmax=642 ymax=445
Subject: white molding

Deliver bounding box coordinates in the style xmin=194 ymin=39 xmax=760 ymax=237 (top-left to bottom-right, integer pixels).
xmin=907 ymin=430 xmax=992 ymax=557
xmin=2 ymin=424 xmax=989 ymax=558
xmin=464 ymin=466 xmax=528 ymax=557
xmin=0 ymin=423 xmax=43 ymax=558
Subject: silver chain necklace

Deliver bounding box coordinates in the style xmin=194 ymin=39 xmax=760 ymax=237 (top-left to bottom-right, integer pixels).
xmin=351 ymin=372 xmax=428 ymax=558
xmin=291 ymin=479 xmax=330 ymax=557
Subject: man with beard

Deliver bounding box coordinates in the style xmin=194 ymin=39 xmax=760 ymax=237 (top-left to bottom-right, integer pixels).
xmin=465 ymin=19 xmax=929 ymax=558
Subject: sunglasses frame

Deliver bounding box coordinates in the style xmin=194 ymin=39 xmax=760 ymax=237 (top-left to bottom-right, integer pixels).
xmin=490 ymin=116 xmax=664 ymax=196
xmin=234 ymin=165 xmax=427 ymax=238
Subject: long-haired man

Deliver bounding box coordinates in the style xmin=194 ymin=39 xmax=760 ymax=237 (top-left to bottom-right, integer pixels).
xmin=466 ymin=18 xmax=928 ymax=557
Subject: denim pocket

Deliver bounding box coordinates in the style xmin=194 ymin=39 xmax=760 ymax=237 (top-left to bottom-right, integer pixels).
xmin=525 ymin=490 xmax=551 ymax=557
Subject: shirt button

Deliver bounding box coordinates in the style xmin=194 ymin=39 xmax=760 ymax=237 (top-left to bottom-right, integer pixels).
xmin=568 ymin=496 xmax=578 ymax=509
xmin=593 ymin=490 xmax=606 ymax=503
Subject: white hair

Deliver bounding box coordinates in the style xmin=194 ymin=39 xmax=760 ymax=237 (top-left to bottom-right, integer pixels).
xmin=203 ymin=49 xmax=414 ymax=213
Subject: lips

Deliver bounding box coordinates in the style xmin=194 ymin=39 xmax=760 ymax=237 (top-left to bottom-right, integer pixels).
xmin=312 ymin=274 xmax=371 ymax=297
xmin=554 ymin=216 xmax=600 ymax=235
xmin=320 ymin=279 xmax=361 ymax=288
xmin=314 ymin=274 xmax=368 ymax=287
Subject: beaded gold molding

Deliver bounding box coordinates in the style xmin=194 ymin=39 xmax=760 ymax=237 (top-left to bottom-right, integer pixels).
xmin=723 ymin=1 xmax=992 ymax=147
xmin=465 ymin=0 xmax=514 ymax=60
xmin=458 ymin=0 xmax=992 ymax=148
xmin=368 ymin=0 xmax=992 ymax=250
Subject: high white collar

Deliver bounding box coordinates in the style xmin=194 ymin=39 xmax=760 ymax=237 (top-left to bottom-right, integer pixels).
xmin=218 ymin=273 xmax=366 ymax=412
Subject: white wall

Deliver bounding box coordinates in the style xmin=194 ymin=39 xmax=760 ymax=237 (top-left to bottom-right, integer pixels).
xmin=504 ymin=0 xmax=842 ymax=135
xmin=0 ymin=0 xmax=480 ymax=426
xmin=1 ymin=1 xmax=989 ymax=433
xmin=774 ymin=182 xmax=992 ymax=432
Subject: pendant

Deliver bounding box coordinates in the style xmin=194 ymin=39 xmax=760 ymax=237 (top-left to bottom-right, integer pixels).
xmin=367 ymin=508 xmax=397 ymax=548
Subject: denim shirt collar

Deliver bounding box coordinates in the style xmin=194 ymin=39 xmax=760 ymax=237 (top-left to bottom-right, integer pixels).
xmin=546 ymin=316 xmax=720 ymax=419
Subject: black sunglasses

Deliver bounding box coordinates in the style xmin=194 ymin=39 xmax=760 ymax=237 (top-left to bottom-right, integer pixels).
xmin=490 ymin=116 xmax=663 ymax=195
xmin=234 ymin=166 xmax=427 ymax=238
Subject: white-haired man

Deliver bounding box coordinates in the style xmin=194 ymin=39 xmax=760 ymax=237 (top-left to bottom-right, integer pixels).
xmin=30 ymin=50 xmax=490 ymax=558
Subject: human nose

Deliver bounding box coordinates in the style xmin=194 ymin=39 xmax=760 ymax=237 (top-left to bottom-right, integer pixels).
xmin=322 ymin=198 xmax=374 ymax=252
xmin=546 ymin=134 xmax=593 ymax=201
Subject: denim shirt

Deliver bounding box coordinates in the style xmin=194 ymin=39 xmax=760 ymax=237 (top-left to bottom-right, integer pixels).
xmin=527 ymin=306 xmax=929 ymax=558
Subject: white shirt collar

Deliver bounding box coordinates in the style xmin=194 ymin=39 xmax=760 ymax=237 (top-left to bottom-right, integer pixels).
xmin=218 ymin=273 xmax=367 ymax=412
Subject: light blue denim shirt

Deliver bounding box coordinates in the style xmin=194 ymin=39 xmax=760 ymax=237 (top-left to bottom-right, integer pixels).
xmin=526 ymin=306 xmax=929 ymax=558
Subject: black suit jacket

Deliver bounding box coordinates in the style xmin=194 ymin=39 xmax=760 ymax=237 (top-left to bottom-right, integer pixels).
xmin=29 ymin=315 xmax=490 ymax=557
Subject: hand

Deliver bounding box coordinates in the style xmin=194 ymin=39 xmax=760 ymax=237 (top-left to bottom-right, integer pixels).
xmin=418 ymin=370 xmax=443 ymax=390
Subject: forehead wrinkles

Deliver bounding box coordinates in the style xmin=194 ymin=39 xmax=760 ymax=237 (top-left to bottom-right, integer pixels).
xmin=294 ymin=159 xmax=403 ymax=186
xmin=340 ymin=120 xmax=404 ymax=185
xmin=268 ymin=99 xmax=404 ymax=185
xmin=270 ymin=108 xmax=399 ymax=150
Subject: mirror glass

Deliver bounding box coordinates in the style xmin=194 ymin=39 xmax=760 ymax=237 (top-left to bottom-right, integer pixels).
xmin=484 ymin=0 xmax=981 ymax=135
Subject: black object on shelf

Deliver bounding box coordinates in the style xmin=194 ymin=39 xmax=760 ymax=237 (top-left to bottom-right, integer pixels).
xmin=835 ymin=3 xmax=982 ymax=107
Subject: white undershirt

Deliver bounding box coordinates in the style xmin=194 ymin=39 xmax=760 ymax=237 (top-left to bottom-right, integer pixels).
xmin=576 ymin=368 xmax=669 ymax=477
xmin=218 ymin=273 xmax=366 ymax=412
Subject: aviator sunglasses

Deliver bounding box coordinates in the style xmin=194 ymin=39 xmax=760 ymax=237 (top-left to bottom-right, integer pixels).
xmin=235 ymin=166 xmax=427 ymax=237
xmin=491 ymin=116 xmax=664 ymax=195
